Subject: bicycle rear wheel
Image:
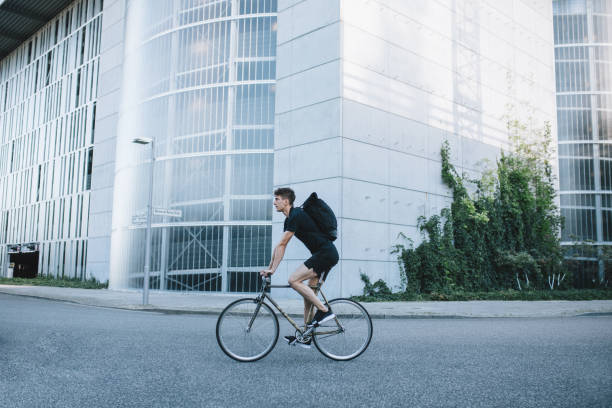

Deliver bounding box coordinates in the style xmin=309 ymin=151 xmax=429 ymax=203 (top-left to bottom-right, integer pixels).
xmin=216 ymin=298 xmax=279 ymax=362
xmin=313 ymin=298 xmax=373 ymax=361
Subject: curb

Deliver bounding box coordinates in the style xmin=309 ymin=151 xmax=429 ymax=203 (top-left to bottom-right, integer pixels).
xmin=2 ymin=289 xmax=612 ymax=319
xmin=0 ymin=291 xmax=472 ymax=318
xmin=0 ymin=291 xmax=478 ymax=318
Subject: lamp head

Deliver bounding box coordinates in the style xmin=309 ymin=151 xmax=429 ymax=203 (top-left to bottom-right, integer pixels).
xmin=132 ymin=137 xmax=153 ymax=145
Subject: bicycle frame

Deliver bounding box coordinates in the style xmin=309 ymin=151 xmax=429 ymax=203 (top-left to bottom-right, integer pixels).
xmin=248 ymin=276 xmax=343 ymax=338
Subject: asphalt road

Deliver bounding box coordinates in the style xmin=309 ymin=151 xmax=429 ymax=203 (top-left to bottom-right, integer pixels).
xmin=0 ymin=293 xmax=611 ymax=408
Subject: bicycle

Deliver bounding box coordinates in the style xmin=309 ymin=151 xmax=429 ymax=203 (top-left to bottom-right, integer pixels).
xmin=216 ymin=272 xmax=373 ymax=362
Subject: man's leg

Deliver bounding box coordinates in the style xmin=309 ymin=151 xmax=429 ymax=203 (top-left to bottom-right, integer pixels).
xmin=288 ymin=264 xmax=328 ymax=324
xmin=303 ymin=275 xmax=320 ymax=325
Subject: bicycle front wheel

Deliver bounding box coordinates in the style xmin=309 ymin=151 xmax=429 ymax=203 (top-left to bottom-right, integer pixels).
xmin=313 ymin=298 xmax=373 ymax=361
xmin=216 ymin=298 xmax=279 ymax=362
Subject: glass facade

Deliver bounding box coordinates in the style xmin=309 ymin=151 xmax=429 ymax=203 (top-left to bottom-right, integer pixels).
xmin=553 ymin=0 xmax=612 ymax=281
xmin=0 ymin=0 xmax=102 ymax=279
xmin=109 ymin=0 xmax=277 ymax=292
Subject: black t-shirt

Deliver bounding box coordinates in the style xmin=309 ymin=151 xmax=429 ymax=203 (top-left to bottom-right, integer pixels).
xmin=283 ymin=207 xmax=330 ymax=254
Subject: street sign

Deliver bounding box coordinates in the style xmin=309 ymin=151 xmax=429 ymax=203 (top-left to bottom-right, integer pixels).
xmin=153 ymin=208 xmax=182 ymax=218
xmin=131 ymin=215 xmax=147 ymax=225
xmin=133 ymin=209 xmax=147 ymax=216
xmin=131 ymin=208 xmax=181 ymax=225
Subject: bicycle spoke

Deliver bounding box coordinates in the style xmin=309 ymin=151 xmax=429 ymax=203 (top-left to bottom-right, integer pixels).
xmin=218 ymin=296 xmax=371 ymax=362
xmin=314 ymin=299 xmax=372 ymax=361
xmin=216 ymin=299 xmax=279 ymax=362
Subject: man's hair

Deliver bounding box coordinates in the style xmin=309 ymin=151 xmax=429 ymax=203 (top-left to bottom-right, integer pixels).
xmin=274 ymin=187 xmax=295 ymax=205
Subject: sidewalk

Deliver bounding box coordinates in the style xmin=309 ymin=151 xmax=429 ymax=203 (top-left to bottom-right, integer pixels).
xmin=1 ymin=284 xmax=612 ymax=318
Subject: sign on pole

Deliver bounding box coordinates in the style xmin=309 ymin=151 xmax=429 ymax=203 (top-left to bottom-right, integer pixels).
xmin=131 ymin=215 xmax=147 ymax=225
xmin=133 ymin=208 xmax=147 ymax=217
xmin=153 ymin=208 xmax=182 ymax=218
xmin=131 ymin=208 xmax=181 ymax=225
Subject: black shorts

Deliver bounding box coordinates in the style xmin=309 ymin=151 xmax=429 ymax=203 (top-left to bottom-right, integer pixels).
xmin=304 ymin=244 xmax=339 ymax=277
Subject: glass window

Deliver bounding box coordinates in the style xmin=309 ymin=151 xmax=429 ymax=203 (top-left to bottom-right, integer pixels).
xmin=167 ymin=225 xmax=223 ymax=271
xmin=233 ymin=84 xmax=275 ymax=125
xmin=560 ymin=193 xmax=596 ymax=207
xmin=230 ymin=153 xmax=273 ymax=195
xmin=230 ymin=199 xmax=272 ymax=221
xmin=599 ymin=111 xmax=612 ymax=140
xmin=228 ymin=225 xmax=271 ymax=267
xmin=240 ymin=0 xmax=278 ymax=14
xmin=603 ymin=210 xmax=612 ymax=241
xmin=232 ymin=128 xmax=273 ymax=149
xmin=559 ymin=158 xmax=595 ymax=190
xmin=169 ymin=155 xmax=226 ymax=202
xmin=561 ymin=207 xmax=597 ymax=240
xmin=236 ymin=60 xmax=276 ymax=81
xmin=237 ymin=17 xmax=277 ymax=58
xmin=114 ymin=0 xmax=277 ymax=291
xmin=557 ymin=109 xmax=592 ymax=141
xmin=85 ymin=147 xmax=92 ymax=190
xmin=593 ymin=15 xmax=612 ymax=43
xmin=601 ymin=160 xmax=612 ymax=190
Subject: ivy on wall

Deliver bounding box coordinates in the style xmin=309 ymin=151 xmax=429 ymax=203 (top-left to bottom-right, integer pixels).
xmin=394 ymin=122 xmax=566 ymax=293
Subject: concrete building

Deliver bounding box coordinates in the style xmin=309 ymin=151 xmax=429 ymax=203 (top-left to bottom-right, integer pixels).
xmin=553 ymin=0 xmax=612 ymax=286
xmin=0 ymin=0 xmax=101 ymax=281
xmin=1 ymin=0 xmax=557 ymax=298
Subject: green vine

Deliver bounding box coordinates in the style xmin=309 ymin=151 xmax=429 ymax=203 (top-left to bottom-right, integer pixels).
xmin=394 ymin=121 xmax=566 ymax=293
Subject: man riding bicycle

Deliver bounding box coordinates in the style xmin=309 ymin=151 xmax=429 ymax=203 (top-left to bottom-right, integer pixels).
xmin=260 ymin=187 xmax=339 ymax=349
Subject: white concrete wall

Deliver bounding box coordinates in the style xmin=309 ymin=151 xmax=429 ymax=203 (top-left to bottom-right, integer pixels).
xmin=274 ymin=0 xmax=556 ymax=298
xmin=339 ymin=0 xmax=556 ymax=295
xmin=273 ymin=0 xmax=343 ymax=298
xmin=86 ymin=0 xmax=126 ymax=283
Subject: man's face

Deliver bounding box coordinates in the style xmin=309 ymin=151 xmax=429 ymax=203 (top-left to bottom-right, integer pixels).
xmin=273 ymin=195 xmax=289 ymax=212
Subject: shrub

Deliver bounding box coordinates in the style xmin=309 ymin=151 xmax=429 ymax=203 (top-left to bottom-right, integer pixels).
xmin=394 ymin=121 xmax=566 ymax=294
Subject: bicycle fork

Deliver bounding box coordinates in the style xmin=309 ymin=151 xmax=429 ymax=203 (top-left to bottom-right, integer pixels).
xmin=246 ymin=297 xmax=264 ymax=333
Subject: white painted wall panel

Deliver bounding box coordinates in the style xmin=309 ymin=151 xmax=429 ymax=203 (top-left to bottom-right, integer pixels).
xmin=333 ymin=0 xmax=556 ymax=297
xmin=277 ymin=22 xmax=340 ymax=79
xmin=342 ymin=179 xmax=390 ymax=224
xmin=99 ymin=43 xmax=125 ymax=74
xmin=90 ymin=188 xmax=114 ymax=214
xmin=277 ymin=0 xmax=340 ymax=45
xmin=273 ymin=0 xmax=555 ymax=298
xmin=98 ymin=65 xmax=123 ymax=95
xmin=275 ymin=137 xmax=342 ymax=185
xmin=93 ymin=115 xmax=119 ymax=143
xmin=91 ymin=138 xmax=116 ymax=167
xmin=101 ymin=0 xmax=125 ymax=31
xmin=275 ymin=98 xmax=341 ymax=149
xmin=87 ymin=0 xmax=126 ymax=283
xmin=276 ymin=60 xmax=341 ymax=114
xmin=341 ymin=218 xmax=390 ymax=262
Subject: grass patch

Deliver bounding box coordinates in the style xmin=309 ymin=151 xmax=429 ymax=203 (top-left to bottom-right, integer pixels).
xmin=0 ymin=275 xmax=108 ymax=289
xmin=352 ymin=289 xmax=612 ymax=302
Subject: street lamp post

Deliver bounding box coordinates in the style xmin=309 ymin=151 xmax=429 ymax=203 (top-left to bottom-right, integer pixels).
xmin=133 ymin=137 xmax=154 ymax=305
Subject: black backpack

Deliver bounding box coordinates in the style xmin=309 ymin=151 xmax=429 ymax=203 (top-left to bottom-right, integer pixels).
xmin=301 ymin=192 xmax=338 ymax=241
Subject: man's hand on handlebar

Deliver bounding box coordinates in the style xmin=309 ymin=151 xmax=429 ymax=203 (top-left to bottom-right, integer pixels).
xmin=260 ymin=269 xmax=274 ymax=277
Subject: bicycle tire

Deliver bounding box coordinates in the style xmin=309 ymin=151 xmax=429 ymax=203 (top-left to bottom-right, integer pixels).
xmin=313 ymin=298 xmax=373 ymax=361
xmin=216 ymin=298 xmax=279 ymax=362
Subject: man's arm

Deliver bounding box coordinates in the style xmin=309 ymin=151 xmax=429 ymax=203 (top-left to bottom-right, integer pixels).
xmin=261 ymin=231 xmax=294 ymax=276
